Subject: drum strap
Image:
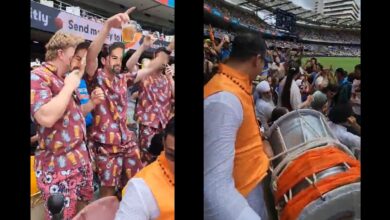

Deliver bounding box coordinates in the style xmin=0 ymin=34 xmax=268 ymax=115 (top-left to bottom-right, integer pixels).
xmin=275 ymin=147 xmax=360 ymax=220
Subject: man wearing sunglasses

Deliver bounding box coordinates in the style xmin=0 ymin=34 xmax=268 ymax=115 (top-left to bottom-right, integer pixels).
xmin=115 ymin=118 xmax=175 ymax=220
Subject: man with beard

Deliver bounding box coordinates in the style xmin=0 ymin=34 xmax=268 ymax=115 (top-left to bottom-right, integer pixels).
xmin=85 ymin=7 xmax=167 ymax=198
xmin=31 ymin=32 xmax=105 ymax=219
xmin=255 ymin=81 xmax=275 ymax=131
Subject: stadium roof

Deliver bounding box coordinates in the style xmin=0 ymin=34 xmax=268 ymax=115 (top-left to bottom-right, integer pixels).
xmin=230 ymin=0 xmax=360 ymax=29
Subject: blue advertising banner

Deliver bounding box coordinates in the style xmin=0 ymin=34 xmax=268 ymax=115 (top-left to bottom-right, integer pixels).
xmin=31 ymin=1 xmax=60 ymax=33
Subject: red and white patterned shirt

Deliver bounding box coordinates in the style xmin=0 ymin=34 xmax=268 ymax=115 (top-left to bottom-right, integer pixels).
xmin=87 ymin=69 xmax=138 ymax=151
xmin=31 ymin=63 xmax=90 ymax=172
xmin=136 ymin=73 xmax=174 ymax=129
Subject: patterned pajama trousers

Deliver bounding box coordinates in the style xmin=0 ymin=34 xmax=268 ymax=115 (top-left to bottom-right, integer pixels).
xmin=36 ymin=164 xmax=93 ymax=220
xmin=138 ymin=124 xmax=162 ymax=165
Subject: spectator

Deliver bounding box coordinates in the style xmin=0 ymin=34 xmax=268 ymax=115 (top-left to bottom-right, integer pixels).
xmin=328 ymin=104 xmax=360 ymax=151
xmin=268 ymin=107 xmax=289 ymax=127
xmin=313 ymin=64 xmax=329 ymax=91
xmin=350 ymin=64 xmax=361 ymax=125
xmin=278 ymin=61 xmax=313 ymax=110
xmin=116 ymin=118 xmax=175 ymax=220
xmin=334 ymin=68 xmax=352 ymax=105
xmin=255 ymin=81 xmax=276 ymax=131
xmin=322 ymin=83 xmax=339 ymax=116
xmin=310 ymin=90 xmax=328 ymax=114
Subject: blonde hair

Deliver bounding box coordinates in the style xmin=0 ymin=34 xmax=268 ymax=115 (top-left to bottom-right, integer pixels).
xmin=45 ymin=31 xmax=84 ymax=61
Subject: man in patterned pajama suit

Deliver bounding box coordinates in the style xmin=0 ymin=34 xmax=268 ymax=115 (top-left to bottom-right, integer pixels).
xmin=31 ymin=31 xmax=105 ymax=219
xmin=85 ymin=7 xmax=167 ymax=198
xmin=136 ymin=47 xmax=175 ymax=165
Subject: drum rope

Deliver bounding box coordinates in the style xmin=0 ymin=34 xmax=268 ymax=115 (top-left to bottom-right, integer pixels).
xmin=270 ymin=140 xmax=354 ymax=180
xmin=273 ymin=147 xmax=360 ymax=220
xmin=297 ymin=110 xmax=323 ymax=138
xmin=274 ymin=146 xmax=359 ymax=201
xmin=269 ymin=139 xmax=332 ymax=162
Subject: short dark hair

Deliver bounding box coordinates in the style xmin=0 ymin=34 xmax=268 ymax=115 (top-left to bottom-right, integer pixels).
xmin=75 ymin=41 xmax=90 ymax=53
xmin=154 ymin=47 xmax=171 ymax=57
xmin=328 ymin=103 xmax=353 ymax=124
xmin=102 ymin=42 xmax=125 ymax=57
xmin=229 ymin=32 xmax=267 ymax=61
xmin=355 ymin=64 xmax=361 ymax=71
xmin=148 ymin=133 xmax=164 ymax=156
xmin=270 ymin=107 xmax=289 ymax=123
xmin=164 ymin=117 xmax=174 ymax=139
xmin=335 ymin=68 xmax=347 ymax=77
xmin=323 ymin=83 xmax=339 ymax=93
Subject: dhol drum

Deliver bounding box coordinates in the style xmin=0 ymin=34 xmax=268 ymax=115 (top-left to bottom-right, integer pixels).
xmin=265 ymin=109 xmax=355 ymax=169
xmin=265 ymin=110 xmax=361 ymax=220
xmin=31 ymin=156 xmax=45 ymax=220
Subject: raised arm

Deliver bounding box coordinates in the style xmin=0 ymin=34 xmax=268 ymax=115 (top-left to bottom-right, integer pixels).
xmin=126 ymin=35 xmax=156 ymax=72
xmin=33 ymin=59 xmax=86 ymax=128
xmin=86 ymin=7 xmax=136 ymax=77
xmin=133 ymin=50 xmax=169 ymax=84
xmin=214 ymin=37 xmax=225 ymax=54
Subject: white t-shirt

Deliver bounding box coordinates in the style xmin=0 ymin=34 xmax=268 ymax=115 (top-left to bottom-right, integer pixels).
xmin=115 ymin=178 xmax=160 ymax=220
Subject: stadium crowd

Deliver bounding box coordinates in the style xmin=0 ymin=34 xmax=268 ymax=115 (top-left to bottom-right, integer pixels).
xmin=296 ymin=26 xmax=360 ymax=44
xmin=204 ymin=32 xmax=361 ymax=152
xmin=204 ymin=0 xmax=360 ymax=44
xmin=205 ymin=0 xmax=270 ymax=30
xmin=205 ymin=26 xmax=360 ymax=57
